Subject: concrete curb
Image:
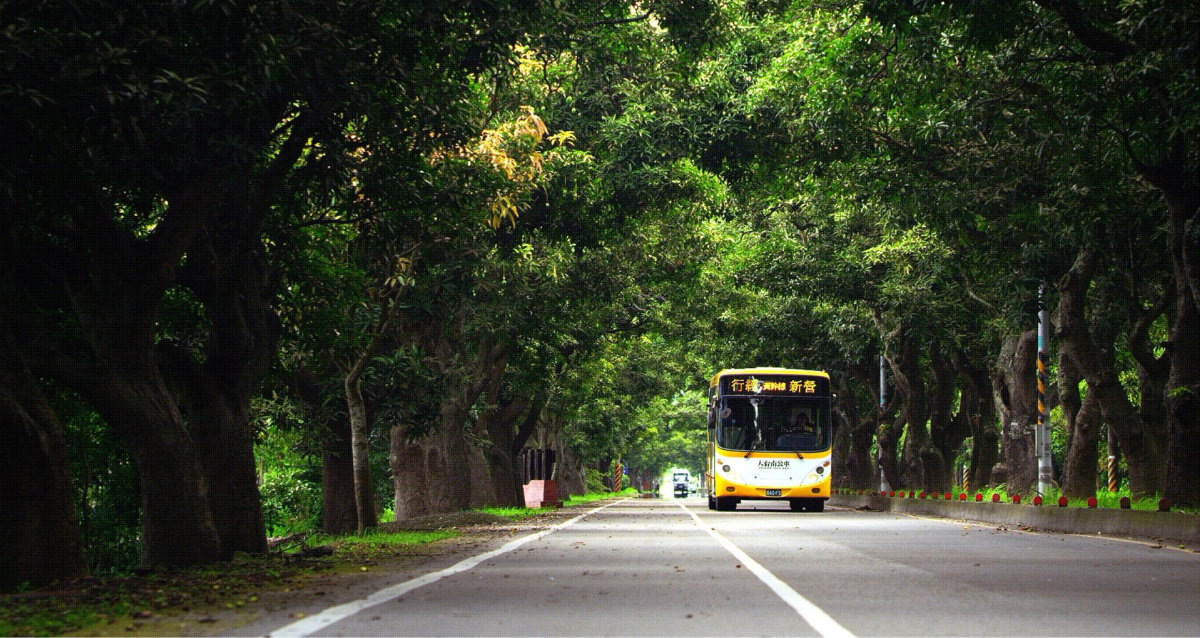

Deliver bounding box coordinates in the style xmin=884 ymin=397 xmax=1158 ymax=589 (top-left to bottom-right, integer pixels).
xmin=829 ymin=494 xmax=1200 ymax=544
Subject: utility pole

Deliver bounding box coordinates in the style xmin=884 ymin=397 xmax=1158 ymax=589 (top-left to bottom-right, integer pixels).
xmin=1036 ymin=284 xmax=1054 ymax=496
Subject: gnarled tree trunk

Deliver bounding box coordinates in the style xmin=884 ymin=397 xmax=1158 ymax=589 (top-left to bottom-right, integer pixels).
xmin=890 ymin=334 xmax=939 ymax=490
xmin=175 ymin=224 xmax=281 ymax=556
xmin=1058 ymin=341 xmax=1104 ymax=498
xmin=288 ymin=367 xmax=357 ymax=533
xmin=1057 ymin=249 xmax=1165 ymax=498
xmin=929 ymin=347 xmax=968 ymax=492
xmin=92 ymin=370 xmax=223 ymax=567
xmin=484 ymin=395 xmax=544 ymax=507
xmin=1157 ymin=172 xmax=1200 ymax=506
xmin=322 ymin=415 xmax=358 ymax=533
xmin=0 ymin=351 xmax=86 ymax=589
xmin=993 ymin=330 xmax=1038 ymax=494
xmin=955 ymin=350 xmax=998 ymax=490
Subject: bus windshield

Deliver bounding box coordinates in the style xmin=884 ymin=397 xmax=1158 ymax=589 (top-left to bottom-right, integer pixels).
xmin=717 ymin=397 xmax=830 ymax=453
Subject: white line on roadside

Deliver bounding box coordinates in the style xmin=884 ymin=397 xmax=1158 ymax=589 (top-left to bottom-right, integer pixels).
xmin=268 ymin=499 xmax=629 ymax=637
xmin=677 ymin=501 xmax=856 ymax=638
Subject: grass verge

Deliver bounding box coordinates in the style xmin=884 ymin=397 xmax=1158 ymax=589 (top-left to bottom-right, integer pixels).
xmin=2 ymin=492 xmax=632 ymax=636
xmin=2 ymin=529 xmax=462 ymax=637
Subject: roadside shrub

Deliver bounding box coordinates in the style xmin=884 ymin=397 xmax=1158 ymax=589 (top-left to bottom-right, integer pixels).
xmin=584 ymin=468 xmax=608 ymax=493
xmin=260 ymin=467 xmax=322 ymax=536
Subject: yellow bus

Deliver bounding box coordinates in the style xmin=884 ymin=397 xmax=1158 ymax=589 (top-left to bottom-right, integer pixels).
xmin=706 ymin=368 xmax=833 ymax=512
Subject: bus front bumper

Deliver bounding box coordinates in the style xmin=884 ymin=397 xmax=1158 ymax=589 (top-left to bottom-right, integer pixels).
xmin=712 ymin=474 xmax=831 ymax=500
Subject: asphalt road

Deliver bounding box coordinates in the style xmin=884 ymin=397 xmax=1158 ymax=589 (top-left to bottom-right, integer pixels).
xmin=261 ymin=498 xmax=1200 ymax=637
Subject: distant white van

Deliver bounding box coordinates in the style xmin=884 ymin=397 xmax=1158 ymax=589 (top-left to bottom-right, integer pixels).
xmin=673 ymin=470 xmax=691 ymax=497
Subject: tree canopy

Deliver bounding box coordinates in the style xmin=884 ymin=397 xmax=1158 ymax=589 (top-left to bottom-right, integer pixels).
xmin=2 ymin=0 xmax=1196 ymax=588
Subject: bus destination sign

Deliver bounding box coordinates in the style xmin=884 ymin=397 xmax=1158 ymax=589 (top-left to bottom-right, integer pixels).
xmin=720 ymin=374 xmax=829 ymax=396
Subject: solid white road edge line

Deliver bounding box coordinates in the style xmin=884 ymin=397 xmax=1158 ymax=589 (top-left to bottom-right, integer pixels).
xmin=267 ymin=498 xmax=630 ymax=637
xmin=677 ymin=501 xmax=856 ymax=638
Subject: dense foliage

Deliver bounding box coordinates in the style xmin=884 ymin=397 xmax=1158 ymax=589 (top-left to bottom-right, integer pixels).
xmin=2 ymin=0 xmax=1196 ymax=588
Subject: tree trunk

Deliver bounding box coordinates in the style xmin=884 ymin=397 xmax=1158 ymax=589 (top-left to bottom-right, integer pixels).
xmin=890 ymin=334 xmax=938 ymax=490
xmin=390 ymin=400 xmax=490 ymax=520
xmin=92 ymin=372 xmax=223 ymax=567
xmin=345 ymin=372 xmax=377 ymax=532
xmin=876 ymin=414 xmax=902 ymax=491
xmin=929 ymin=347 xmax=968 ymax=492
xmin=1057 ymin=249 xmax=1165 ymax=498
xmin=484 ymin=395 xmax=544 ymax=507
xmin=1061 ymin=383 xmax=1101 ymax=499
xmin=322 ymin=415 xmax=358 ymax=532
xmin=0 ymin=358 xmax=86 ymax=589
xmin=831 ymin=373 xmax=871 ymax=489
xmin=844 ymin=363 xmax=893 ymax=490
xmin=1056 ymin=348 xmax=1098 ymax=498
xmin=954 ymin=350 xmax=998 ymax=490
xmin=176 ymin=225 xmax=282 ymax=556
xmin=993 ymin=330 xmax=1039 ymax=494
xmin=287 ymin=367 xmax=357 ymax=533
xmin=1158 ymin=173 xmax=1200 ymax=506
xmin=546 ymin=415 xmax=587 ymax=497
xmin=191 ymin=398 xmax=267 ymax=556
xmin=391 ymin=426 xmax=431 ymax=521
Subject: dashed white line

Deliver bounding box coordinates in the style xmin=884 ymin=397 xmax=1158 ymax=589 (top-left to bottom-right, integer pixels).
xmin=268 ymin=499 xmax=628 ymax=637
xmin=676 ymin=500 xmax=856 ymax=638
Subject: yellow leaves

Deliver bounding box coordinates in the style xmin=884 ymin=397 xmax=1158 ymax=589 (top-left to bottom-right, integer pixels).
xmin=547 ymin=130 xmax=576 ymax=147
xmin=488 ymin=196 xmax=520 ymax=230
xmin=426 ymin=106 xmax=574 ymax=231
xmin=383 ymin=256 xmax=415 ymax=288
xmin=519 ymin=105 xmax=549 ymax=141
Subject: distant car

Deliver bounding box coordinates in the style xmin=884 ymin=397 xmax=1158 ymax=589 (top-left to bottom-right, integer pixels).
xmin=673 ymin=472 xmax=690 ymax=497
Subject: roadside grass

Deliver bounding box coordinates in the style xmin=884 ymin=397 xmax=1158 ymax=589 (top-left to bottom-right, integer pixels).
xmin=472 ymin=490 xmax=630 ymax=520
xmin=1 ymin=552 xmax=334 ymax=637
xmin=3 ymin=491 xmax=634 ymax=636
xmin=473 ymin=505 xmax=552 ymax=520
xmin=307 ymin=529 xmax=460 ymax=548
xmin=2 ymin=529 xmax=463 ymax=637
xmin=564 ymin=489 xmax=637 ymax=507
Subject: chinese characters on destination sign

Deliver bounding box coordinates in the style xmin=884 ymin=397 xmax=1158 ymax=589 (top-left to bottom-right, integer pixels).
xmin=728 ymin=378 xmax=818 ymax=394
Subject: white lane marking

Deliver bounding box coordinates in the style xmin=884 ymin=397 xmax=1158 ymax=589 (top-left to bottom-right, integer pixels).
xmin=269 ymin=499 xmax=629 ymax=637
xmin=677 ymin=501 xmax=856 ymax=638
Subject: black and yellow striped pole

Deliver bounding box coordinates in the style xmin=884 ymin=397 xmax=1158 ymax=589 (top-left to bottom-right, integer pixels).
xmin=1107 ymin=433 xmax=1119 ymax=492
xmin=1036 ymin=284 xmax=1054 ymax=496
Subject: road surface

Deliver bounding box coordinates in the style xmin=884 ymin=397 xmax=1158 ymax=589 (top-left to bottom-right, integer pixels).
xmin=255 ymin=498 xmax=1200 ymax=636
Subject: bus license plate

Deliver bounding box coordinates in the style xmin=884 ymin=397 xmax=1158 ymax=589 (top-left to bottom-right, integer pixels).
xmin=766 ymin=489 xmax=781 ymax=497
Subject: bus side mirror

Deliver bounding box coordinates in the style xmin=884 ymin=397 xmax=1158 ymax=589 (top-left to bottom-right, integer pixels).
xmin=831 ymin=393 xmax=838 ymax=404
xmin=707 ymin=408 xmax=716 ymax=429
